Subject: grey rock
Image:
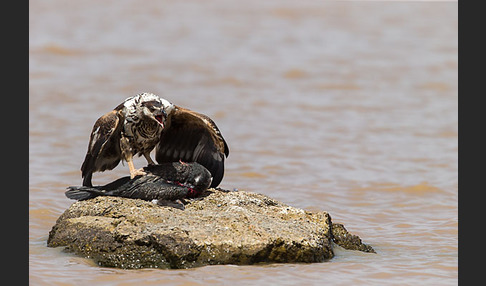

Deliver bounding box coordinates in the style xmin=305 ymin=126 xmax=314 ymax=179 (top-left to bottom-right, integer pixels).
xmin=48 ymin=189 xmax=374 ymax=269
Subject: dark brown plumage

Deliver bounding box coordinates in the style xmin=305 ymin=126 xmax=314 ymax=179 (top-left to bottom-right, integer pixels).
xmin=81 ymin=109 xmax=124 ymax=187
xmin=81 ymin=92 xmax=229 ymax=188
xmin=156 ymin=106 xmax=229 ymax=188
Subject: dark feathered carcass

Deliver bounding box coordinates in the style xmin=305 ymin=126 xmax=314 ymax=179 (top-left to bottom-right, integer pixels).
xmin=66 ymin=162 xmax=212 ymax=203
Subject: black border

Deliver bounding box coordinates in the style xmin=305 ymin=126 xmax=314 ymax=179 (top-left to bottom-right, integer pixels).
xmin=458 ymin=0 xmax=476 ymax=284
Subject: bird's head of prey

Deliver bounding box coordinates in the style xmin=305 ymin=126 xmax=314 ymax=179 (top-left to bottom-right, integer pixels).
xmin=135 ymin=93 xmax=174 ymax=128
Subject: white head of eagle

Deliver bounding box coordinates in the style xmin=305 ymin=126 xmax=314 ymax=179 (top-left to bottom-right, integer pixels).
xmin=122 ymin=92 xmax=174 ymax=130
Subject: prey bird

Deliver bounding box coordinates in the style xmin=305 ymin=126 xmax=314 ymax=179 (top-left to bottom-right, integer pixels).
xmin=68 ymin=162 xmax=212 ymax=202
xmin=80 ymin=92 xmax=229 ymax=188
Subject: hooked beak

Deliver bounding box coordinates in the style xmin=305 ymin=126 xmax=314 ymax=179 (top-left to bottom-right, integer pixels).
xmin=154 ymin=110 xmax=167 ymax=127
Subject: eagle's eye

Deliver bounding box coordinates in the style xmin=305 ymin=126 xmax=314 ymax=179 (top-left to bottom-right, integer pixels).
xmin=142 ymin=100 xmax=162 ymax=113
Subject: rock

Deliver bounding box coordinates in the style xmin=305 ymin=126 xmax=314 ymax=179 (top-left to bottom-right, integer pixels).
xmin=331 ymin=223 xmax=376 ymax=253
xmin=48 ymin=189 xmax=374 ymax=269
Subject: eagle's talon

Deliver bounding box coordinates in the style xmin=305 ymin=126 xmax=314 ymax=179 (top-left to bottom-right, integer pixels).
xmin=131 ymin=168 xmax=147 ymax=179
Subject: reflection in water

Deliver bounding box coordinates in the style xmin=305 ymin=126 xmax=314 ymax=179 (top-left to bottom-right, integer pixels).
xmin=30 ymin=0 xmax=457 ymax=285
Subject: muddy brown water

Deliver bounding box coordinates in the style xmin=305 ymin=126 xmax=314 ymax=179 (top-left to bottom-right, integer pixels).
xmin=30 ymin=1 xmax=457 ymax=285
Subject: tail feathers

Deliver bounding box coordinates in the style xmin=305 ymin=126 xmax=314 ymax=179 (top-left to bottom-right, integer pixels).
xmin=65 ymin=186 xmax=105 ymax=201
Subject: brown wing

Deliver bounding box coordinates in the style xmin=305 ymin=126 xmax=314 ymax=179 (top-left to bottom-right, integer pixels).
xmin=155 ymin=106 xmax=229 ymax=188
xmin=81 ymin=109 xmax=124 ymax=186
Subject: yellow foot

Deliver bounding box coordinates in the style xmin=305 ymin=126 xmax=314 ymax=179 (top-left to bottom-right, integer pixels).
xmin=130 ymin=168 xmax=147 ymax=179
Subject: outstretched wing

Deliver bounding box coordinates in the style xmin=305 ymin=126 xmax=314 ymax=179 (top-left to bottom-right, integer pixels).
xmin=81 ymin=109 xmax=124 ymax=186
xmin=155 ymin=106 xmax=229 ymax=188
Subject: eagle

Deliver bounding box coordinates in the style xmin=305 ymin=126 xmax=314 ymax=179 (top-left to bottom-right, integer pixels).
xmin=80 ymin=92 xmax=229 ymax=188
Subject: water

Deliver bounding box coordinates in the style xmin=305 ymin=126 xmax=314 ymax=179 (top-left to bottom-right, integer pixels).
xmin=29 ymin=0 xmax=458 ymax=285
